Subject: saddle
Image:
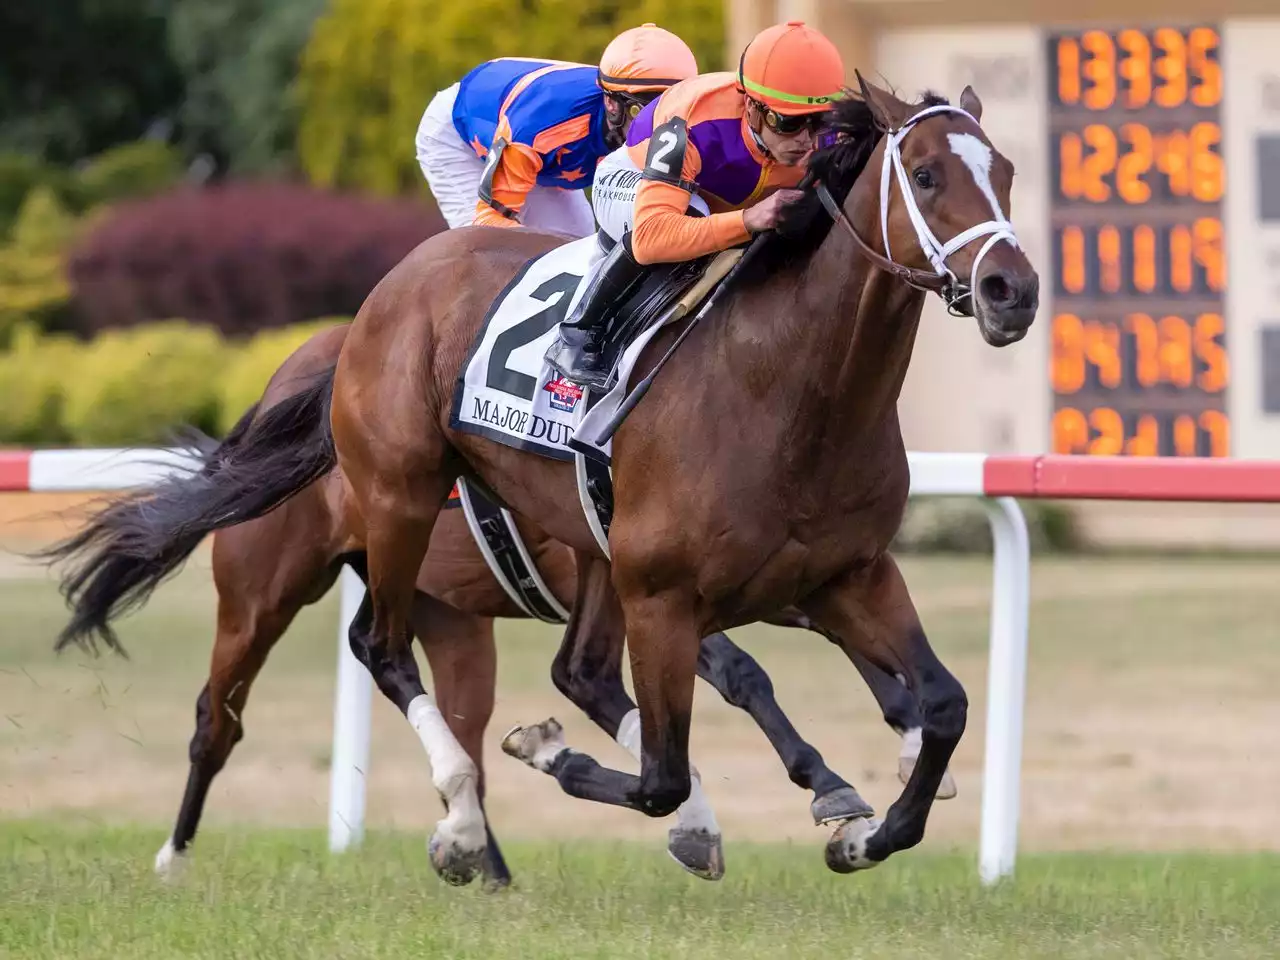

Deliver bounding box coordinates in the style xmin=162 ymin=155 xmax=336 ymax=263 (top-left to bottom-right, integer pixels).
xmin=588 ymin=231 xmax=713 ymax=387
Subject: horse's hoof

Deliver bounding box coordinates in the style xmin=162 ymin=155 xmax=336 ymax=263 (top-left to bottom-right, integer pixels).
xmin=153 ymin=838 xmax=187 ymax=883
xmin=897 ymin=755 xmax=959 ymax=800
xmin=811 ymin=785 xmax=875 ymax=825
xmin=667 ymin=827 xmax=725 ymax=881
xmin=428 ymin=829 xmax=485 ymax=887
xmin=824 ymin=816 xmax=884 ymax=874
xmin=501 ymin=718 xmax=565 ymax=772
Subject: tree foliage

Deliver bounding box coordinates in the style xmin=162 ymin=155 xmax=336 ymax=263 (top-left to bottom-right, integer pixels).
xmin=0 ymin=0 xmax=184 ymax=163
xmin=295 ymin=0 xmax=724 ymax=195
xmin=167 ymin=0 xmax=327 ymax=175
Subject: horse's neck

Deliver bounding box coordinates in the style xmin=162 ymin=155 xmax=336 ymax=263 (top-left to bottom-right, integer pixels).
xmin=756 ymin=170 xmax=927 ymax=459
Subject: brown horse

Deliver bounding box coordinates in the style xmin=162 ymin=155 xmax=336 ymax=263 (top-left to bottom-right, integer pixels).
xmin=41 ymin=322 xmax=951 ymax=887
xmin=319 ymin=76 xmax=1037 ymax=880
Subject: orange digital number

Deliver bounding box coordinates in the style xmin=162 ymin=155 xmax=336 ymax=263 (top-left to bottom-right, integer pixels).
xmin=1126 ymin=312 xmax=1160 ymax=387
xmin=1188 ymin=27 xmax=1222 ymax=107
xmin=1201 ymin=410 xmax=1230 ymax=457
xmin=1194 ymin=218 xmax=1225 ymax=292
xmin=1052 ymin=407 xmax=1089 ymax=454
xmin=1052 ymin=313 xmax=1085 ymax=393
xmin=1061 ymin=226 xmax=1086 ymax=293
xmin=1156 ymin=129 xmax=1191 ymax=197
xmin=1098 ymin=225 xmax=1122 ymax=293
xmin=1057 ymin=37 xmax=1082 ymax=105
xmin=1090 ymin=407 xmax=1125 ymax=455
xmin=1154 ymin=27 xmax=1187 ymax=108
xmin=1082 ymin=30 xmax=1117 ymax=110
xmin=1170 ymin=225 xmax=1193 ymax=292
xmin=1132 ymin=225 xmax=1156 ymax=293
xmin=1086 ymin=320 xmax=1122 ymax=388
xmin=1059 ymin=132 xmax=1084 ymax=199
xmin=1173 ymin=414 xmax=1198 ymax=456
xmin=1126 ymin=415 xmax=1160 ymax=457
xmin=1117 ymin=123 xmax=1153 ymax=204
xmin=1190 ymin=122 xmax=1224 ymax=203
xmin=1118 ymin=29 xmax=1153 ymax=108
xmin=1083 ymin=124 xmax=1116 ymax=200
xmin=1195 ymin=312 xmax=1229 ymax=393
xmin=1158 ymin=315 xmax=1194 ymax=388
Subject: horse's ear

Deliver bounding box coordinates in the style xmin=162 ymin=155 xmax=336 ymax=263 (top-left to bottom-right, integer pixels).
xmin=960 ymin=85 xmax=983 ymax=123
xmin=855 ymin=69 xmax=911 ymax=130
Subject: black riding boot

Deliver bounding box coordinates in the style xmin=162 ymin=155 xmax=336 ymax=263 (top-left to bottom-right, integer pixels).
xmin=545 ymin=236 xmax=646 ymax=388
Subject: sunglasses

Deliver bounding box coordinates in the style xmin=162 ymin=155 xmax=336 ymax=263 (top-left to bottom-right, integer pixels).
xmin=762 ymin=109 xmax=825 ymax=137
xmin=616 ymin=93 xmax=659 ymax=120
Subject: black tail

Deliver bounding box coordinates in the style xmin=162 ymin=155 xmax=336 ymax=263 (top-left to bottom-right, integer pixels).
xmin=34 ymin=366 xmax=338 ymax=656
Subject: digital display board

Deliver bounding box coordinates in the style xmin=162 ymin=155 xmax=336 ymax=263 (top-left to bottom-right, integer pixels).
xmin=1048 ymin=25 xmax=1228 ymax=457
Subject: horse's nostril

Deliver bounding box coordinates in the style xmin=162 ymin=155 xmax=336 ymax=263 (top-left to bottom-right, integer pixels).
xmin=979 ymin=273 xmax=1015 ymax=308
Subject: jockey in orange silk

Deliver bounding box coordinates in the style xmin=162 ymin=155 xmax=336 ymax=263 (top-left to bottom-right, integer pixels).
xmin=546 ymin=21 xmax=846 ymax=387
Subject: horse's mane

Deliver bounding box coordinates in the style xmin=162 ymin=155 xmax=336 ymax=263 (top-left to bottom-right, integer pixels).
xmin=751 ymin=88 xmax=950 ymax=276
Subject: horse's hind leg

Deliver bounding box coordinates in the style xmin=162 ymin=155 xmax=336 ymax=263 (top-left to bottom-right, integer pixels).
xmin=802 ymin=554 xmax=967 ymax=873
xmin=773 ymin=609 xmax=958 ymax=799
xmin=536 ymin=552 xmax=725 ymax=880
xmin=694 ymin=632 xmax=873 ymax=824
xmin=343 ymin=562 xmax=487 ymax=887
xmin=156 ymin=529 xmax=330 ymax=879
xmin=408 ymin=591 xmax=512 ymax=891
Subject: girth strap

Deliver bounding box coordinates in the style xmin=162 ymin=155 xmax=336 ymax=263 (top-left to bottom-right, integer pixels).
xmin=456 ymin=477 xmax=569 ymax=624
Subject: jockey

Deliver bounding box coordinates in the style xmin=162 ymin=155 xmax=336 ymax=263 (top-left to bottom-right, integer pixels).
xmin=414 ymin=24 xmax=699 ymax=238
xmin=545 ymin=20 xmax=845 ymax=387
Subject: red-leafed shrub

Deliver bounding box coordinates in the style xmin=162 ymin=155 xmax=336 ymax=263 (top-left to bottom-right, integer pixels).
xmin=66 ymin=181 xmax=445 ymax=335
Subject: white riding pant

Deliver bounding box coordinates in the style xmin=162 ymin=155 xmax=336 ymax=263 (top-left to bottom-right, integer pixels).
xmin=591 ymin=146 xmax=711 ymax=246
xmin=415 ymin=82 xmax=596 ymax=238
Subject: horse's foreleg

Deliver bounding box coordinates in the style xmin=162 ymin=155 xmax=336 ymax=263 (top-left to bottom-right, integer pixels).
xmin=802 ymin=554 xmax=967 ymax=874
xmin=502 ymin=590 xmax=701 ymax=820
xmin=409 ymin=592 xmax=511 ymax=891
xmin=542 ymin=553 xmax=723 ymax=879
xmin=695 ymin=632 xmax=872 ymax=824
xmin=344 ymin=563 xmax=488 ymax=887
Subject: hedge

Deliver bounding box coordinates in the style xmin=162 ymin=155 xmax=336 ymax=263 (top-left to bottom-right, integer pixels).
xmin=0 ymin=318 xmax=355 ymax=447
xmin=60 ymin=321 xmax=231 ymax=446
xmin=67 ymin=181 xmax=443 ymax=336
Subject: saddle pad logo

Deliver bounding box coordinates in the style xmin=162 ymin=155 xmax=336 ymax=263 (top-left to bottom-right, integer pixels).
xmin=544 ymin=376 xmax=584 ymax=413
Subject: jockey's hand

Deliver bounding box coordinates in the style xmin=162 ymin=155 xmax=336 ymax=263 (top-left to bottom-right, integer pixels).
xmin=743 ymin=189 xmax=804 ymax=234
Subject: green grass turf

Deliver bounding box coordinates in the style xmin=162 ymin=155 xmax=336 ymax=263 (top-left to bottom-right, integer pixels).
xmin=1 ymin=822 xmax=1276 ymax=960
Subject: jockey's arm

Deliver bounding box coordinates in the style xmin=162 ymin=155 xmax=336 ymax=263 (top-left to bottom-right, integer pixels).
xmin=630 ymin=119 xmax=751 ymax=265
xmin=474 ymin=138 xmax=544 ymax=228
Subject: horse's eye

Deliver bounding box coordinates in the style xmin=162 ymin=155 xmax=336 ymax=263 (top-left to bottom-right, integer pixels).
xmin=913 ymin=168 xmax=935 ymax=189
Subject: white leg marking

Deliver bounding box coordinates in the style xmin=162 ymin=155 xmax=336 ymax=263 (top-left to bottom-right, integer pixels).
xmin=407 ymin=694 xmax=486 ymax=853
xmin=947 ymin=132 xmax=1006 ymax=221
xmin=154 ymin=837 xmax=187 ymax=881
xmin=616 ymin=708 xmax=720 ymax=834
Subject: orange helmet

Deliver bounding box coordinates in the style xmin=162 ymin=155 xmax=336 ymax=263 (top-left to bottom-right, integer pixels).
xmin=738 ymin=21 xmax=845 ymax=115
xmin=598 ymin=23 xmax=699 ymax=95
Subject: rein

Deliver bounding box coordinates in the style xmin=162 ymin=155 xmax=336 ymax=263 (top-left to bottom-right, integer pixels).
xmin=815 ymin=103 xmax=1019 ymax=316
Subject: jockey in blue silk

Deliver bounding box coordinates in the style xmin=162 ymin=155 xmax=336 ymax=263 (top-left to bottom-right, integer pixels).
xmin=415 ymin=25 xmax=699 ymax=237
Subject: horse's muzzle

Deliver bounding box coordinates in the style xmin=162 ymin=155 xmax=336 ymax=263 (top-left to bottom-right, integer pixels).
xmin=975 ymin=269 xmax=1038 ymax=346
